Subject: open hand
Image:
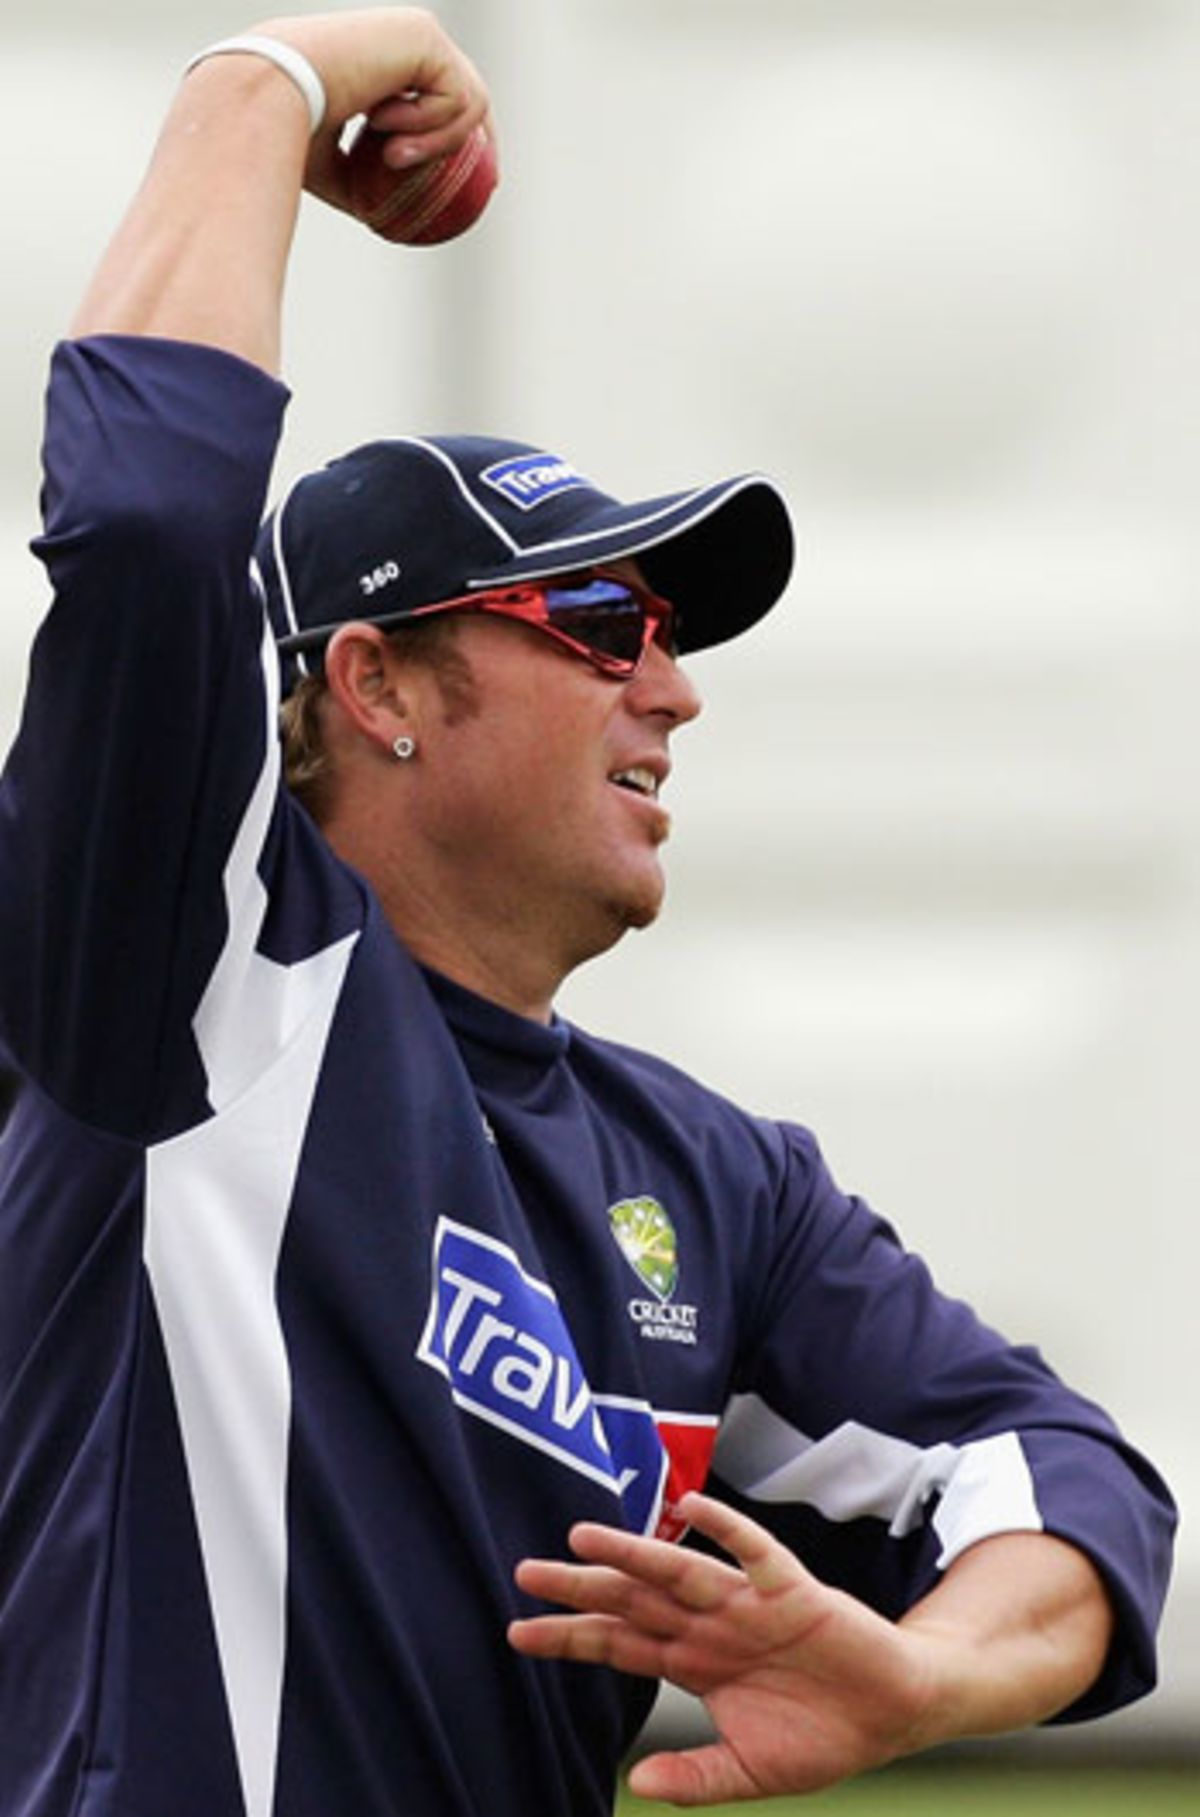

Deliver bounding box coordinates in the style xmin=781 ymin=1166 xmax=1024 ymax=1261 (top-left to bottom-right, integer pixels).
xmin=509 ymin=1491 xmax=937 ymax=1806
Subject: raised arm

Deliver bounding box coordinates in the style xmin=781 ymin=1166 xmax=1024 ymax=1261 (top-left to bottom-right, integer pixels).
xmin=0 ymin=11 xmax=490 ymax=1134
xmin=72 ymin=7 xmax=490 ymax=372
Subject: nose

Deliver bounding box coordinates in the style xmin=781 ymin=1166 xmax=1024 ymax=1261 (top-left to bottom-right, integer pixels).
xmin=627 ymin=637 xmax=703 ymax=726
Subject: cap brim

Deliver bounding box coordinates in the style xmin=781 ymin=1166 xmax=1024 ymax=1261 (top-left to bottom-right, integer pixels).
xmin=463 ymin=475 xmax=794 ymax=654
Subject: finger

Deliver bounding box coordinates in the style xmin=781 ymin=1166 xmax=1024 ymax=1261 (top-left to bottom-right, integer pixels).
xmin=674 ymin=1492 xmax=807 ymax=1597
xmin=340 ymin=80 xmax=489 ymax=163
xmin=349 ymin=109 xmax=494 ymax=179
xmin=566 ymin=1521 xmax=745 ymax=1612
xmin=514 ymin=1558 xmax=689 ymax=1638
xmin=507 ymin=1613 xmax=667 ymax=1681
xmin=370 ymin=123 xmax=476 ymax=173
xmin=359 ymin=46 xmax=490 ymax=161
xmin=365 ymin=87 xmax=469 ymax=138
xmin=509 ymin=1598 xmax=762 ymax=1698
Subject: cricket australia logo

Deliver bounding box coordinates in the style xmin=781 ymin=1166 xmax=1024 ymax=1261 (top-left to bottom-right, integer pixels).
xmin=608 ymin=1197 xmax=701 ymax=1346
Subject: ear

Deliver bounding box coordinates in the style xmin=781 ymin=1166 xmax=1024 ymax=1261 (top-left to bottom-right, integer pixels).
xmin=322 ymin=622 xmax=415 ymax=755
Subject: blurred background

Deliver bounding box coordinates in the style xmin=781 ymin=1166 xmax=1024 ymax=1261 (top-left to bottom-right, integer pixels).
xmin=2 ymin=0 xmax=1196 ymax=1769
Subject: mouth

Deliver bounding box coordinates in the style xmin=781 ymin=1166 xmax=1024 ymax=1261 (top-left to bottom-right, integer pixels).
xmin=609 ymin=765 xmax=662 ymax=801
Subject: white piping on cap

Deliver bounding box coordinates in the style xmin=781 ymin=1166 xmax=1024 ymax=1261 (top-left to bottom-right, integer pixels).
xmin=462 ymin=475 xmax=782 ymax=589
xmin=401 ymin=436 xmax=525 ymax=556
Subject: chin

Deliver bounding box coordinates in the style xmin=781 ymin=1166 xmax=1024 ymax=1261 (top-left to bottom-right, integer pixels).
xmin=607 ymin=868 xmax=666 ymax=935
xmin=564 ymin=876 xmax=663 ymax=972
xmin=619 ymin=892 xmax=663 ymax=933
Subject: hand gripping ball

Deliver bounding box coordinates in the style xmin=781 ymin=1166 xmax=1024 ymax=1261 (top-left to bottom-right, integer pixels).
xmin=347 ymin=120 xmax=498 ymax=245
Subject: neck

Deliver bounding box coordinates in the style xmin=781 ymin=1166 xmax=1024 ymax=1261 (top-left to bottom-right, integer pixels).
xmin=388 ymin=895 xmax=562 ymax=1024
xmin=318 ymin=768 xmax=632 ymax=1021
xmin=325 ymin=815 xmax=607 ymax=1024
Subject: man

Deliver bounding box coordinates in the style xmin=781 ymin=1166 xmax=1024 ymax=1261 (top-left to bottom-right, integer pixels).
xmin=0 ymin=9 xmax=1175 ymax=1817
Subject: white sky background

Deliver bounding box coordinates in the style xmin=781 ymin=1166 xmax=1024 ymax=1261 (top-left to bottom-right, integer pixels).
xmin=2 ymin=0 xmax=1197 ymax=1742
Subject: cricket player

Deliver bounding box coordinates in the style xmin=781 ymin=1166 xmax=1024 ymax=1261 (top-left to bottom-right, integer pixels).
xmin=0 ymin=9 xmax=1175 ymax=1816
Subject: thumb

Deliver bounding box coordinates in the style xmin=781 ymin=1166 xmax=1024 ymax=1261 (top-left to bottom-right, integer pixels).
xmin=304 ymin=128 xmax=354 ymax=213
xmin=626 ymin=1743 xmax=759 ymax=1808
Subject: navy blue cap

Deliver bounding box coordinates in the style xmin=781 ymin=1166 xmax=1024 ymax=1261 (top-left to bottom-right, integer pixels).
xmin=254 ymin=434 xmax=794 ymax=690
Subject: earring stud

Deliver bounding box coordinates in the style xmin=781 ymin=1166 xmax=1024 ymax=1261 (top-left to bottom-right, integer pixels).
xmin=393 ymin=734 xmax=416 ymax=762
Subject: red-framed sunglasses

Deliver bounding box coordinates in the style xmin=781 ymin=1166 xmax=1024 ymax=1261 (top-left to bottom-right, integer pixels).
xmin=406 ymin=572 xmax=676 ymax=677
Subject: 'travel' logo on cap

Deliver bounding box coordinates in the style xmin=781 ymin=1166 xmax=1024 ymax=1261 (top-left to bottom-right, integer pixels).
xmin=480 ymin=453 xmax=590 ymax=511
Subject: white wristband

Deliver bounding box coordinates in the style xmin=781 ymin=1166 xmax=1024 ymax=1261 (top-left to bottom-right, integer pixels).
xmin=185 ymin=35 xmax=327 ymax=136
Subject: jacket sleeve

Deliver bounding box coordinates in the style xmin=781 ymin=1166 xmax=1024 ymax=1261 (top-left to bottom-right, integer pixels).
xmin=714 ymin=1120 xmax=1177 ymax=1723
xmin=0 ymin=335 xmax=290 ymax=1139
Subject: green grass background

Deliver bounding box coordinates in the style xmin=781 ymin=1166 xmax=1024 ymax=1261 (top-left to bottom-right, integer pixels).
xmin=616 ymin=1766 xmax=1198 ymax=1816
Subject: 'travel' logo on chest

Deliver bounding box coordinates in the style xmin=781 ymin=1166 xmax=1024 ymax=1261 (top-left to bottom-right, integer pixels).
xmin=608 ymin=1197 xmax=701 ymax=1346
xmin=417 ymin=1217 xmax=612 ymax=1485
xmin=416 ymin=1218 xmax=714 ymax=1534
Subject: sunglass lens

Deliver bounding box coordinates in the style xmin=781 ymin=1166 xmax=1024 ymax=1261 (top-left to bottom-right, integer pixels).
xmin=542 ymin=580 xmax=648 ymax=666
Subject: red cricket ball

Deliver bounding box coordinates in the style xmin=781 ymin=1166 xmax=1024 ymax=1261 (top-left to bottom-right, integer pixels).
xmin=346 ymin=120 xmax=499 ymax=246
